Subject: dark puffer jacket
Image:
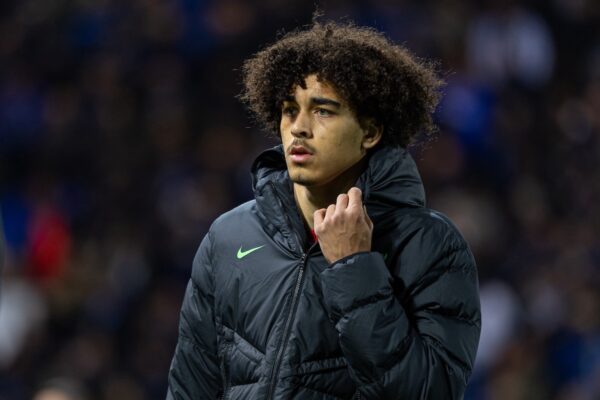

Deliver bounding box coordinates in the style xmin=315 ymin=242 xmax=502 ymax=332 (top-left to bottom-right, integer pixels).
xmin=0 ymin=213 xmax=4 ymax=290
xmin=167 ymin=145 xmax=481 ymax=399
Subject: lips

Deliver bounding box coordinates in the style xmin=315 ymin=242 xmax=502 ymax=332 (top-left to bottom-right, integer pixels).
xmin=289 ymin=145 xmax=313 ymax=163
xmin=290 ymin=145 xmax=312 ymax=155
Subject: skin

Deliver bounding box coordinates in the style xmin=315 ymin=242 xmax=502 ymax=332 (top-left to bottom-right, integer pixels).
xmin=279 ymin=74 xmax=382 ymax=263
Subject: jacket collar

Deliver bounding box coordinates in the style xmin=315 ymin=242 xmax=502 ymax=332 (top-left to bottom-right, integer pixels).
xmin=251 ymin=144 xmax=425 ymax=253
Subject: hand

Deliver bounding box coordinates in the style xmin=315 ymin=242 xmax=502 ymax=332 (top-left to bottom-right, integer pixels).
xmin=313 ymin=187 xmax=373 ymax=264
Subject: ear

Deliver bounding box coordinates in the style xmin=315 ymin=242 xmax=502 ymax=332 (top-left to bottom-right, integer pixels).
xmin=361 ymin=118 xmax=383 ymax=150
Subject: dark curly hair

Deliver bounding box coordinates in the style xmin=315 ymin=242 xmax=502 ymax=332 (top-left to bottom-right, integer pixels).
xmin=240 ymin=20 xmax=443 ymax=148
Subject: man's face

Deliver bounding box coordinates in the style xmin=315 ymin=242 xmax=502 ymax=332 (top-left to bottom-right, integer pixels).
xmin=280 ymin=74 xmax=379 ymax=187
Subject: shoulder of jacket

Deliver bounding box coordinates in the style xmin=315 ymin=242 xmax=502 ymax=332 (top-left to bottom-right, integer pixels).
xmin=191 ymin=200 xmax=257 ymax=281
xmin=209 ymin=199 xmax=256 ymax=234
xmin=388 ymin=207 xmax=477 ymax=285
xmin=393 ymin=206 xmax=469 ymax=250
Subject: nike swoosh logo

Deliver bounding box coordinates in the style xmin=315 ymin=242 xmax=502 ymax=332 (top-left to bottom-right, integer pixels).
xmin=237 ymin=245 xmax=265 ymax=259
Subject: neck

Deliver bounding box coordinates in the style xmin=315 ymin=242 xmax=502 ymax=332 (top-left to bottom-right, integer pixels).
xmin=293 ymin=157 xmax=368 ymax=229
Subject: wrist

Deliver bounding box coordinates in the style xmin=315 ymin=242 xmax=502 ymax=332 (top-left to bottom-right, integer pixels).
xmin=327 ymin=250 xmax=372 ymax=266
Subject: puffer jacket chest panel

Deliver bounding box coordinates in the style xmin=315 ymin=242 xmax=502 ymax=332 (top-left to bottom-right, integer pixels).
xmin=210 ymin=201 xmax=303 ymax=357
xmin=213 ymin=248 xmax=300 ymax=357
xmin=288 ymin=255 xmax=344 ymax=365
xmin=276 ymin=255 xmax=357 ymax=399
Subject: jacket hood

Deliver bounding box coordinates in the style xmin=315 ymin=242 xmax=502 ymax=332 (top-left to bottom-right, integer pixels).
xmin=250 ymin=144 xmax=425 ymax=253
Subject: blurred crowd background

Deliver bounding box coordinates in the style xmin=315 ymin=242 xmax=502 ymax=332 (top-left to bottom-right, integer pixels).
xmin=0 ymin=0 xmax=599 ymax=399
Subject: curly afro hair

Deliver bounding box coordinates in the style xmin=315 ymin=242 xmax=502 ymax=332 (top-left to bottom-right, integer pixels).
xmin=240 ymin=20 xmax=443 ymax=148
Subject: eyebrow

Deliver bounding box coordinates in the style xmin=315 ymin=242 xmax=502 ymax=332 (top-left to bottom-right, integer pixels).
xmin=283 ymin=96 xmax=342 ymax=108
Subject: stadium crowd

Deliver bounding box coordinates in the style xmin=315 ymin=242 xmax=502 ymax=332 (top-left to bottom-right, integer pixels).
xmin=0 ymin=0 xmax=598 ymax=399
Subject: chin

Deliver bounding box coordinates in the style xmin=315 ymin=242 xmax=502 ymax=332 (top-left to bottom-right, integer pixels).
xmin=289 ymin=171 xmax=320 ymax=187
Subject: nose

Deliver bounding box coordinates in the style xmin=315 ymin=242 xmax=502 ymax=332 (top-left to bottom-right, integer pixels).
xmin=290 ymin=109 xmax=312 ymax=138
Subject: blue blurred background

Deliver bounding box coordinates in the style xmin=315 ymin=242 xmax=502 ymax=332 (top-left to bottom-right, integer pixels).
xmin=0 ymin=0 xmax=598 ymax=399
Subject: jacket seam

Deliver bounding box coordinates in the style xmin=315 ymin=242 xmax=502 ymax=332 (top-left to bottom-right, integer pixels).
xmin=207 ymin=228 xmax=217 ymax=292
xmin=221 ymin=324 xmax=266 ymax=356
xmin=293 ymin=363 xmax=348 ymax=376
xmin=445 ymin=245 xmax=473 ymax=275
xmin=436 ymin=243 xmax=468 ymax=272
xmin=299 ymin=355 xmax=346 ymax=364
xmin=412 ymin=243 xmax=471 ymax=290
xmin=336 ymin=291 xmax=391 ymax=323
xmin=296 ymin=355 xmax=347 ymax=368
xmin=184 ymin=284 xmax=202 ymax=346
xmin=293 ymin=382 xmax=347 ymax=399
xmin=185 ymin=279 xmax=219 ymax=357
xmin=357 ymin=337 xmax=469 ymax=388
xmin=177 ymin=333 xmax=195 ymax=345
xmin=229 ymin=381 xmax=260 ymax=388
xmin=354 ymin=332 xmax=414 ymax=378
xmin=228 ymin=342 xmax=263 ymax=367
xmin=354 ymin=333 xmax=470 ymax=391
xmin=420 ymin=308 xmax=481 ymax=328
xmin=177 ymin=332 xmax=216 ymax=356
xmin=424 ymin=335 xmax=470 ymax=376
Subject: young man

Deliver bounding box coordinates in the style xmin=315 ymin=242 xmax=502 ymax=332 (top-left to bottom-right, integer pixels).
xmin=167 ymin=21 xmax=480 ymax=399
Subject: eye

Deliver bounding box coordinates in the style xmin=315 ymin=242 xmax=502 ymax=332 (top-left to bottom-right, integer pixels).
xmin=315 ymin=108 xmax=334 ymax=117
xmin=282 ymin=106 xmax=298 ymax=117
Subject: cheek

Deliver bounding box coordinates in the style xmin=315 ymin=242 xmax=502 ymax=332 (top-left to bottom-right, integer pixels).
xmin=280 ymin=129 xmax=292 ymax=146
xmin=280 ymin=119 xmax=291 ymax=140
xmin=333 ymin=125 xmax=363 ymax=156
xmin=322 ymin=141 xmax=360 ymax=171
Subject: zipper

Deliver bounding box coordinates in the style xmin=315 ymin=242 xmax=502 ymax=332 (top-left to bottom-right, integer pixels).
xmin=219 ymin=339 xmax=233 ymax=400
xmin=265 ymin=181 xmax=317 ymax=399
xmin=266 ymin=241 xmax=318 ymax=399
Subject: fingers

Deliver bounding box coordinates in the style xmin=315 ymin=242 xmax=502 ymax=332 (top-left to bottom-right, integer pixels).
xmin=325 ymin=204 xmax=336 ymax=220
xmin=347 ymin=187 xmax=363 ymax=209
xmin=364 ymin=205 xmax=373 ymax=230
xmin=313 ymin=208 xmax=326 ymax=228
xmin=334 ymin=193 xmax=349 ymax=216
xmin=316 ymin=187 xmax=368 ymax=228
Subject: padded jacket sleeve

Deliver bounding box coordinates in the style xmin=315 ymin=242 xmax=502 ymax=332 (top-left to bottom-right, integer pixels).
xmin=0 ymin=213 xmax=4 ymax=282
xmin=167 ymin=231 xmax=222 ymax=399
xmin=319 ymin=223 xmax=481 ymax=399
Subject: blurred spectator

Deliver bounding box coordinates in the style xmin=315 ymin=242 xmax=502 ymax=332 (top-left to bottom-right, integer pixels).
xmin=466 ymin=4 xmax=555 ymax=88
xmin=32 ymin=378 xmax=90 ymax=400
xmin=0 ymin=271 xmax=46 ymax=368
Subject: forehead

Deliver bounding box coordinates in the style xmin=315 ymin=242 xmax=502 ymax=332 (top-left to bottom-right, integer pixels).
xmin=287 ymin=74 xmax=343 ymax=103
